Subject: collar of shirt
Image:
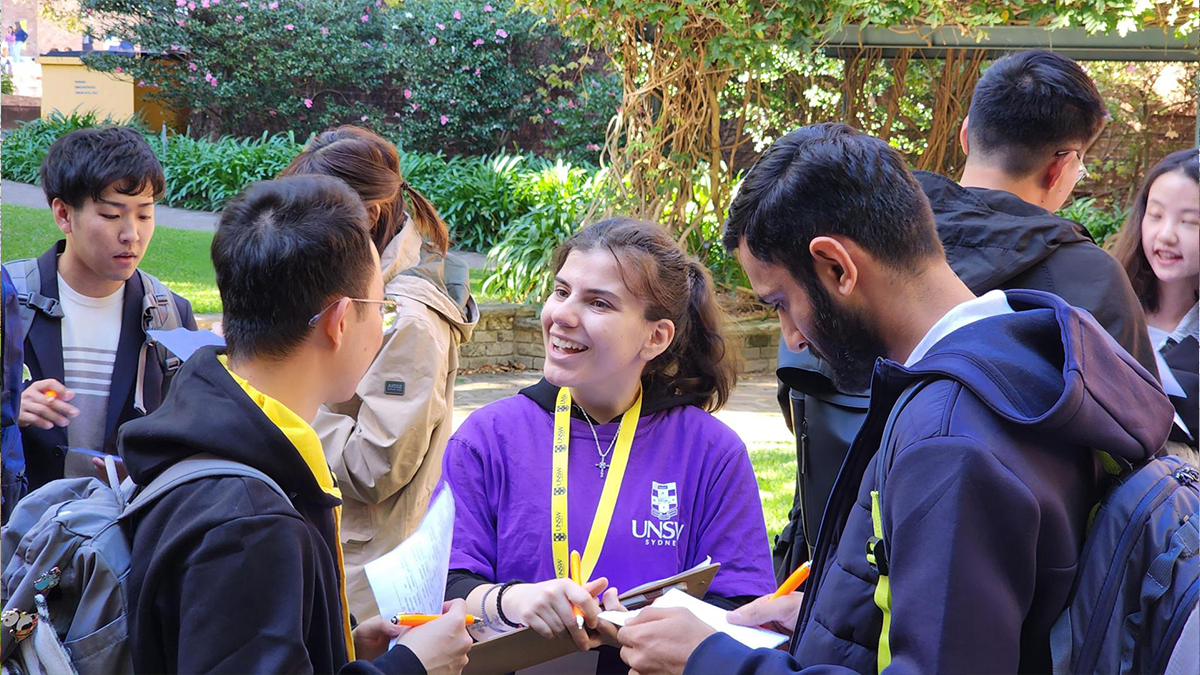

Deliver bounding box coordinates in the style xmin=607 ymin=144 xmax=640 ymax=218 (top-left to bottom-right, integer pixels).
xmin=904 ymin=289 xmax=1015 ymax=368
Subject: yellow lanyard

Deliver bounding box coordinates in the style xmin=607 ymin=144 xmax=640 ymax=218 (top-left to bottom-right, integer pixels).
xmin=551 ymin=387 xmax=642 ymax=582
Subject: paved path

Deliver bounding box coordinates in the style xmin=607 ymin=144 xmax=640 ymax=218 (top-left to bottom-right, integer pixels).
xmin=3 ymin=180 xmax=221 ymax=231
xmin=452 ymin=371 xmax=792 ymax=447
xmin=2 ymin=180 xmax=490 ymax=269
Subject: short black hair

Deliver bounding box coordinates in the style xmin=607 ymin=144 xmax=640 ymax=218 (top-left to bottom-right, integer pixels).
xmin=723 ymin=123 xmax=943 ymax=283
xmin=967 ymin=50 xmax=1109 ymax=177
xmin=40 ymin=126 xmax=165 ymax=208
xmin=211 ymin=175 xmax=376 ymax=360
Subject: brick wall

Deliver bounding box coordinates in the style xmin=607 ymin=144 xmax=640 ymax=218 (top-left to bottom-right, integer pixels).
xmin=463 ymin=304 xmax=781 ymax=374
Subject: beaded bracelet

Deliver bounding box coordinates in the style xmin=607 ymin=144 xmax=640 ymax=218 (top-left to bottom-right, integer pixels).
xmin=495 ymin=580 xmax=524 ymax=629
xmin=479 ymin=583 xmax=502 ymax=632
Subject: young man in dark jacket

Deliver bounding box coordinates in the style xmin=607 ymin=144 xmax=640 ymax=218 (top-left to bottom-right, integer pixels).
xmin=615 ymin=124 xmax=1173 ymax=675
xmin=121 ymin=176 xmax=472 ymax=674
xmin=8 ymin=127 xmax=197 ymax=491
xmin=770 ymin=50 xmax=1158 ymax=578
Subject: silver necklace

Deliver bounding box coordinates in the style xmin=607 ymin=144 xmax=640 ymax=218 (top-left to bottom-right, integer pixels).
xmin=576 ymin=405 xmax=619 ymax=478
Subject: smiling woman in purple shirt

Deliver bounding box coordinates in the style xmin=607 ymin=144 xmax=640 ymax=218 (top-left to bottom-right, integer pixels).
xmin=442 ymin=218 xmax=775 ymax=661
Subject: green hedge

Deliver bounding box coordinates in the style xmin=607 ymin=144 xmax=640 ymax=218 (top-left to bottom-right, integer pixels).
xmin=0 ymin=112 xmax=605 ymax=301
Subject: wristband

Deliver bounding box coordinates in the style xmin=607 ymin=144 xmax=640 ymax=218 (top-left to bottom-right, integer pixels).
xmin=479 ymin=584 xmax=502 ymax=632
xmin=495 ymin=580 xmax=524 ymax=629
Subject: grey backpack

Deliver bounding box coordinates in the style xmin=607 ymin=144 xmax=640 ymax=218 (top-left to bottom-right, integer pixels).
xmin=3 ymin=259 xmax=185 ymax=412
xmin=0 ymin=455 xmax=289 ymax=675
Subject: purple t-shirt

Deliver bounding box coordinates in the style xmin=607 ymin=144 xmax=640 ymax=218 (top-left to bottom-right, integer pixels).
xmin=443 ymin=393 xmax=775 ymax=599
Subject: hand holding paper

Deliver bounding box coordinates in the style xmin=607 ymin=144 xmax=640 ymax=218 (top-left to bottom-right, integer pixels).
xmin=602 ymin=588 xmax=788 ymax=650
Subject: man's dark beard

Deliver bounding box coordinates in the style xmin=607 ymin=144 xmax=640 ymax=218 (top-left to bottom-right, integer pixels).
xmin=802 ymin=279 xmax=889 ymax=393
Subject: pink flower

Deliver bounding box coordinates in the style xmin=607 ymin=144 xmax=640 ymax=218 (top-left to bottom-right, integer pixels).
xmin=285 ymin=23 xmax=294 ymax=29
xmin=411 ymin=103 xmax=420 ymax=111
xmin=395 ymin=111 xmax=402 ymax=117
xmin=361 ymin=115 xmax=368 ymax=121
xmin=567 ymin=100 xmax=576 ymax=108
xmin=544 ymin=108 xmax=551 ymax=114
xmin=361 ymin=13 xmax=369 ymax=21
xmin=472 ymin=38 xmax=483 ymax=46
xmin=320 ymin=26 xmax=328 ymax=35
xmin=495 ymin=28 xmax=507 ymax=38
xmin=188 ymin=61 xmax=198 ymax=70
xmin=453 ymin=9 xmax=461 ymax=19
xmin=187 ymin=1 xmax=195 ymax=9
xmin=268 ymin=1 xmax=277 ymax=7
xmin=201 ymin=0 xmax=209 ymax=8
xmin=240 ymin=1 xmax=248 ymax=5
xmin=171 ymin=44 xmax=181 ymax=50
xmin=403 ymin=89 xmax=412 ymax=98
xmin=428 ymin=36 xmax=437 ymax=45
xmin=440 ymin=114 xmax=449 ymax=125
xmin=474 ymin=67 xmax=480 ymax=75
xmin=483 ymin=3 xmax=493 ymax=11
xmin=269 ymin=109 xmax=277 ymax=115
xmin=177 ymin=19 xmax=186 ymax=25
xmin=234 ymin=14 xmax=243 ymax=20
xmin=586 ymin=143 xmax=600 ymax=151
xmin=303 ymin=98 xmax=313 ymax=108
xmin=210 ymin=79 xmax=218 ymax=87
xmin=449 ymin=99 xmax=455 ymax=104
xmin=436 ymin=22 xmax=445 ymax=30
xmin=115 ymin=66 xmax=123 ymax=73
xmin=176 ymin=0 xmax=186 ymax=6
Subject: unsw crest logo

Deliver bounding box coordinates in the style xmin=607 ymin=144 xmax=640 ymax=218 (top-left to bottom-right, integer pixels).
xmin=632 ymin=481 xmax=684 ymax=546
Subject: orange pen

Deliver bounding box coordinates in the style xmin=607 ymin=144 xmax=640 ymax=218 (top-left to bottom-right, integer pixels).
xmin=770 ymin=561 xmax=811 ymax=600
xmin=44 ymin=389 xmax=58 ymax=401
xmin=569 ymin=549 xmax=585 ymax=629
xmin=390 ymin=613 xmax=481 ymax=627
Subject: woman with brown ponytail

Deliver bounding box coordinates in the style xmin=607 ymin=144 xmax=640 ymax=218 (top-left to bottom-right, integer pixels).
xmin=441 ymin=218 xmax=774 ymax=665
xmin=281 ymin=126 xmax=479 ymax=620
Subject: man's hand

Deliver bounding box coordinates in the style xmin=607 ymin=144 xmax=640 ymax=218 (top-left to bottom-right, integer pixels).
xmin=619 ymin=607 xmax=714 ymax=675
xmin=727 ymin=592 xmax=803 ymax=636
xmin=352 ymin=615 xmax=403 ymax=662
xmin=18 ymin=379 xmax=78 ymax=429
xmin=396 ymin=599 xmax=472 ymax=675
xmin=90 ymin=455 xmax=129 ymax=483
xmin=589 ymin=585 xmax=626 ymax=647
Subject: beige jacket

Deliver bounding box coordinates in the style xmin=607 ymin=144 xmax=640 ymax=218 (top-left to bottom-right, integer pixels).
xmin=313 ymin=224 xmax=478 ymax=619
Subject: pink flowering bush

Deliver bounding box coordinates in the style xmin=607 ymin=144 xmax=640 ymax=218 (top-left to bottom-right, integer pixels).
xmin=74 ymin=0 xmax=598 ymax=155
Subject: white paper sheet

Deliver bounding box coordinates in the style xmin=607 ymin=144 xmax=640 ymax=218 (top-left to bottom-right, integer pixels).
xmin=364 ymin=484 xmax=456 ymax=645
xmin=598 ymin=588 xmax=788 ymax=650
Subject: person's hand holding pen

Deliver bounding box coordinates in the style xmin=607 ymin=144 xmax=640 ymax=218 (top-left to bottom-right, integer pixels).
xmin=499 ymin=576 xmax=608 ymax=652
xmin=18 ymin=379 xmax=78 ymax=430
xmin=727 ymin=561 xmax=810 ymax=636
xmin=382 ymin=599 xmax=473 ymax=675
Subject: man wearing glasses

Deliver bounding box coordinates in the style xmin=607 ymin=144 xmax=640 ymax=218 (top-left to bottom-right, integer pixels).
xmin=771 ymin=50 xmax=1158 ymax=588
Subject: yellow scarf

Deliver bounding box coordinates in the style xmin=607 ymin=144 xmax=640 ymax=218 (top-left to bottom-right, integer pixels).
xmin=219 ymin=356 xmax=356 ymax=661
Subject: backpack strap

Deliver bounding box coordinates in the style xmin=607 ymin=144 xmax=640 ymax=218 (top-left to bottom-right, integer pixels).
xmin=120 ymin=453 xmax=290 ymax=520
xmin=866 ymin=379 xmax=930 ymax=675
xmin=2 ymin=259 xmax=61 ymax=338
xmin=132 ymin=270 xmax=185 ymax=414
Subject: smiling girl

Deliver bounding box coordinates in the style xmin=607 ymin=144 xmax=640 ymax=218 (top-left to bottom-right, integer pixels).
xmin=1114 ymin=148 xmax=1199 ymax=453
xmin=441 ymin=218 xmax=774 ymax=660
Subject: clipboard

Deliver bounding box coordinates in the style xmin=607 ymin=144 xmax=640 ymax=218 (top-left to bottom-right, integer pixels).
xmin=462 ymin=561 xmax=720 ymax=675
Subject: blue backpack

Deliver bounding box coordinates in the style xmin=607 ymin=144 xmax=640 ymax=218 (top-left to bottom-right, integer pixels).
xmin=870 ymin=381 xmax=1200 ymax=675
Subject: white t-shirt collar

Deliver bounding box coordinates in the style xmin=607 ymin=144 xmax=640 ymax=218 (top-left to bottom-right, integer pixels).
xmin=904 ymin=290 xmax=1015 ymax=367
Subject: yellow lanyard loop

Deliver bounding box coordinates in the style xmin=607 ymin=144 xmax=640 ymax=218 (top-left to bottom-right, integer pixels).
xmin=551 ymin=387 xmax=642 ymax=583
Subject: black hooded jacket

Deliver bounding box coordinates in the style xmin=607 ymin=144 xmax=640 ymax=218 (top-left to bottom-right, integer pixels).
xmin=120 ymin=346 xmax=425 ymax=675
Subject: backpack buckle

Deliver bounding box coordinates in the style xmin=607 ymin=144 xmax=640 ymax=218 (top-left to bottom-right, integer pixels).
xmin=19 ymin=292 xmax=65 ymax=319
xmin=164 ymin=356 xmax=182 ymax=373
xmin=866 ymin=536 xmax=889 ymax=575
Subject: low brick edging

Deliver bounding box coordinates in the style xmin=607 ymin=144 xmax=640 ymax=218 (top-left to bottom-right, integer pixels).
xmin=463 ymin=304 xmax=780 ymax=374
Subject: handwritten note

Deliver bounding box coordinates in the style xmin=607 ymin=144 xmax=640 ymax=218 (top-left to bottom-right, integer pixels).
xmin=365 ymin=484 xmax=455 ymax=644
xmin=599 ymin=588 xmax=788 ymax=650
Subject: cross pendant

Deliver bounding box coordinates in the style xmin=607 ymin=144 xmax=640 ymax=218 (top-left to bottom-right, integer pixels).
xmin=595 ymin=459 xmax=609 ymax=478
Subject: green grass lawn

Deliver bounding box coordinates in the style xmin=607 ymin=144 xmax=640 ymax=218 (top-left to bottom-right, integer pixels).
xmin=1 ymin=204 xmax=504 ymax=314
xmin=1 ymin=204 xmax=222 ymax=314
xmin=747 ymin=439 xmax=795 ymax=541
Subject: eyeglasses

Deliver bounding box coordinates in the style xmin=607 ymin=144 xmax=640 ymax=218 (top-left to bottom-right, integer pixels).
xmin=1055 ymin=149 xmax=1090 ymax=182
xmin=308 ymin=297 xmax=399 ymax=327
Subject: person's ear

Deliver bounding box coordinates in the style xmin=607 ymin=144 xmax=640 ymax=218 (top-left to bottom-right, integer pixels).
xmin=321 ymin=297 xmax=353 ymax=351
xmin=959 ymin=116 xmax=970 ymax=155
xmin=1043 ymin=152 xmax=1072 ymax=193
xmin=640 ymin=319 xmax=675 ymax=363
xmin=809 ymin=236 xmax=858 ymax=299
xmin=51 ymin=198 xmax=73 ymax=236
